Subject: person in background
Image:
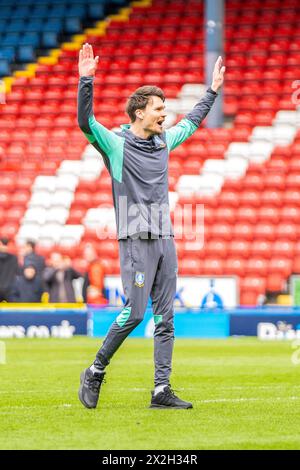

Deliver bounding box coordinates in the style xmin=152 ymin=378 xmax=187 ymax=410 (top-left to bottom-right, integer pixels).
xmin=21 ymin=240 xmax=46 ymax=277
xmin=9 ymin=264 xmax=44 ymax=302
xmin=82 ymin=243 xmax=107 ymax=304
xmin=43 ymin=252 xmax=82 ymax=303
xmin=0 ymin=237 xmax=18 ymax=302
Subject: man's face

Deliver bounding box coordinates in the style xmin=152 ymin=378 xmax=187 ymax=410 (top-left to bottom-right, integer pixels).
xmin=23 ymin=243 xmax=33 ymax=256
xmin=50 ymin=253 xmax=63 ymax=270
xmin=137 ymin=95 xmax=167 ymax=136
xmin=0 ymin=241 xmax=7 ymax=252
xmin=24 ymin=267 xmax=36 ymax=280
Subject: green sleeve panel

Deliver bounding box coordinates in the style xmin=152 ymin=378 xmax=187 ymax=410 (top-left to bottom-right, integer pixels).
xmin=165 ymin=118 xmax=198 ymax=152
xmin=88 ymin=115 xmax=125 ymax=183
xmin=83 ymin=132 xmax=96 ymax=144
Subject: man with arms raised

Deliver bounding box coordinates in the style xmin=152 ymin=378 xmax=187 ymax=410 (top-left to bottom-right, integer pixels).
xmin=77 ymin=43 xmax=225 ymax=409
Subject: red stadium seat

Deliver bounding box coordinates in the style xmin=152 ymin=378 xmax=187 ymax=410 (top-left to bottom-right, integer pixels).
xmin=92 ymin=192 xmax=113 ymax=206
xmin=289 ymin=159 xmax=300 ymax=172
xmin=73 ymin=192 xmax=91 ymax=209
xmin=260 ymin=190 xmax=283 ymax=207
xmin=0 ymin=223 xmax=18 ymax=238
xmin=206 ymin=240 xmax=228 ymax=259
xmin=268 ymin=258 xmax=292 ymax=277
xmin=251 ymin=240 xmax=272 ymax=259
xmin=6 ymin=207 xmax=25 ymax=224
xmin=272 ymin=241 xmax=295 ymax=258
xmin=266 ymin=274 xmax=286 ymax=292
xmin=210 ymin=223 xmax=232 ymax=241
xmin=239 ymin=191 xmax=261 ymax=207
xmin=283 ymin=191 xmax=300 ymax=206
xmin=232 ymin=223 xmax=254 ymax=241
xmin=222 ymin=179 xmax=242 ymax=193
xmin=179 ymin=258 xmax=203 ymax=276
xmin=215 ymin=207 xmax=236 ymax=224
xmin=240 ymin=291 xmax=259 ymax=306
xmin=242 ymin=175 xmax=264 ymax=191
xmin=224 ymin=258 xmax=246 ymax=276
xmin=294 ymin=242 xmax=300 ymax=257
xmin=0 ymin=208 xmax=5 ymax=226
xmin=286 ymin=173 xmax=300 ymax=190
xmin=97 ymin=240 xmax=119 ymax=259
xmin=182 ymin=159 xmax=203 ymax=174
xmin=228 ymin=240 xmax=251 ymax=258
xmin=235 ymin=207 xmax=257 ymax=224
xmin=245 ymin=258 xmax=268 ymax=276
xmin=0 ymin=175 xmax=17 ymax=193
xmin=253 ymin=224 xmax=276 ymax=241
xmin=276 ymin=224 xmax=298 ymax=241
xmin=67 ymin=208 xmax=86 ymax=225
xmin=10 ymin=191 xmax=30 ymax=207
xmin=183 ymin=241 xmax=205 ymax=259
xmin=292 ymin=257 xmax=300 ymax=274
xmin=257 ymin=207 xmax=280 ymax=224
xmin=202 ymin=258 xmax=224 ymax=275
xmin=264 ymin=173 xmax=285 ymax=190
xmin=0 ymin=193 xmax=11 ymax=209
xmin=218 ymin=191 xmax=240 ymax=208
xmin=240 ymin=277 xmax=266 ymax=295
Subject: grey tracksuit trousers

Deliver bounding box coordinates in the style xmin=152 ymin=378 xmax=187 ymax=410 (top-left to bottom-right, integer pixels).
xmin=95 ymin=236 xmax=178 ymax=387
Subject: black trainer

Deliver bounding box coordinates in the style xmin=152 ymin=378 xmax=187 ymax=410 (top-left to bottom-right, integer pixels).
xmin=150 ymin=386 xmax=193 ymax=409
xmin=78 ymin=368 xmax=105 ymax=409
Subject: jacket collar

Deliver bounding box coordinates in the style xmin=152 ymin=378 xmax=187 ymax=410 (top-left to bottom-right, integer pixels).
xmin=120 ymin=124 xmax=166 ymax=150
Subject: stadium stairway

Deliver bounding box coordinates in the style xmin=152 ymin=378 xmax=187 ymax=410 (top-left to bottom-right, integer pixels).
xmin=0 ymin=0 xmax=300 ymax=304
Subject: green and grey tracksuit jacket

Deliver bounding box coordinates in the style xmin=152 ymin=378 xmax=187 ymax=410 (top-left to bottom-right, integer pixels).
xmin=78 ymin=76 xmax=218 ymax=239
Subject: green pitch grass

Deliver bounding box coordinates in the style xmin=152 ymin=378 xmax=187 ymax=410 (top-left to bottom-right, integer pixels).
xmin=1 ymin=337 xmax=300 ymax=450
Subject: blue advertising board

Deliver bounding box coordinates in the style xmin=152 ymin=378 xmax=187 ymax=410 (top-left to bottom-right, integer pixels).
xmin=2 ymin=305 xmax=300 ymax=339
xmin=229 ymin=308 xmax=300 ymax=339
xmin=88 ymin=307 xmax=230 ymax=338
xmin=0 ymin=309 xmax=87 ymax=338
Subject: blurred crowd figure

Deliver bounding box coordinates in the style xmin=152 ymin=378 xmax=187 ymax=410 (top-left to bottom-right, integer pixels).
xmin=43 ymin=252 xmax=81 ymax=303
xmin=0 ymin=238 xmax=18 ymax=301
xmin=82 ymin=243 xmax=106 ymax=304
xmin=10 ymin=264 xmax=44 ymax=303
xmin=22 ymin=240 xmax=46 ymax=276
xmin=0 ymin=238 xmax=107 ymax=304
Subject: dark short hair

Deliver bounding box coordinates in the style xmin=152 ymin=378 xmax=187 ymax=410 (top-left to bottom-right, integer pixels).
xmin=126 ymin=85 xmax=165 ymax=123
xmin=26 ymin=240 xmax=36 ymax=251
xmin=0 ymin=237 xmax=9 ymax=246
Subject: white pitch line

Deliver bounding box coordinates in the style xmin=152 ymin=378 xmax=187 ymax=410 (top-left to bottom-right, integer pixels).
xmin=218 ymin=385 xmax=300 ymax=390
xmin=175 ymin=385 xmax=300 ymax=391
xmin=0 ymin=390 xmax=70 ymax=395
xmin=199 ymin=396 xmax=300 ymax=404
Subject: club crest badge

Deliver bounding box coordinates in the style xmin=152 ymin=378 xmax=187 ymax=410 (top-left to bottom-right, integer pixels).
xmin=135 ymin=271 xmax=145 ymax=288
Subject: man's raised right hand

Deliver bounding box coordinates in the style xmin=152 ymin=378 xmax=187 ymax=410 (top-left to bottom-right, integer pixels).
xmin=78 ymin=43 xmax=99 ymax=77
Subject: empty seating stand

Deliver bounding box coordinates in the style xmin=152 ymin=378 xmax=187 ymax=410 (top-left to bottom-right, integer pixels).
xmin=0 ymin=0 xmax=128 ymax=75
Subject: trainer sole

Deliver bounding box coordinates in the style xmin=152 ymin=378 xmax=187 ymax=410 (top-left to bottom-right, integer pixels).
xmin=149 ymin=403 xmax=193 ymax=409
